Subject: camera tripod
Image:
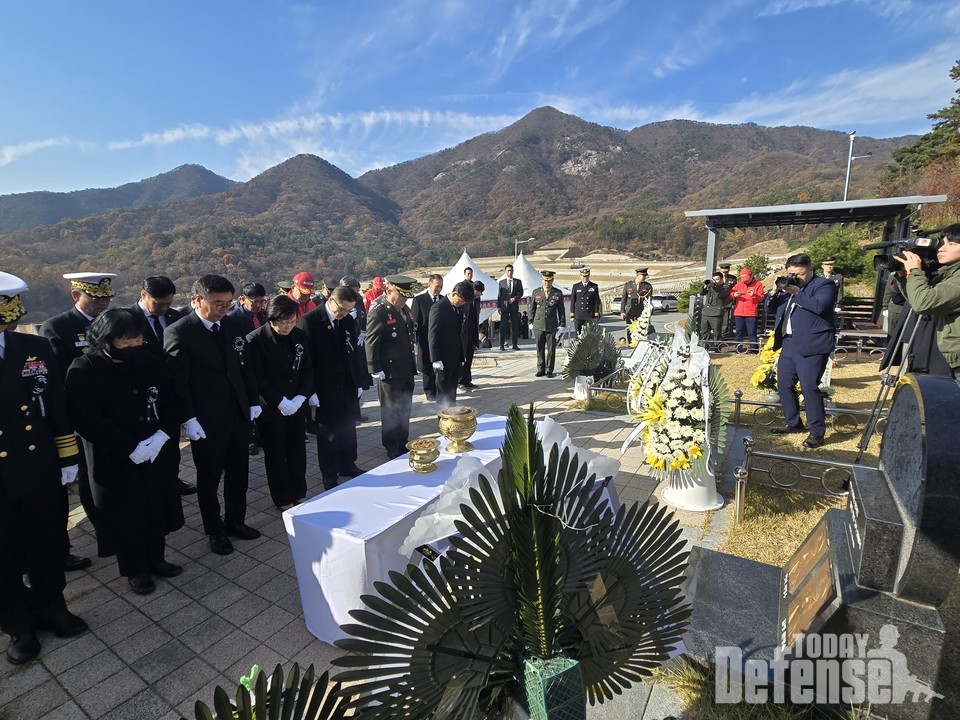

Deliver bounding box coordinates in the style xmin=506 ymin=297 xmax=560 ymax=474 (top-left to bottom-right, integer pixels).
xmin=855 ymin=307 xmax=922 ymax=463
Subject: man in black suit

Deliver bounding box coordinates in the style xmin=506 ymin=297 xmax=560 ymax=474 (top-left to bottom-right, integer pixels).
xmin=130 ymin=275 xmax=196 ymax=496
xmin=498 ymin=264 xmax=523 ymax=350
xmin=1 ymin=271 xmax=88 ymax=664
xmin=227 ymin=282 xmax=267 ymax=335
xmin=164 ymin=274 xmax=262 ymax=555
xmin=460 ymin=278 xmax=483 ymax=390
xmin=299 ymin=285 xmax=364 ymax=489
xmin=366 ymin=275 xmax=419 ymax=459
xmin=429 ymin=280 xmax=474 ymax=409
xmin=770 ymin=254 xmax=838 ymax=449
xmin=342 ymin=276 xmax=372 ymax=424
xmin=40 ymin=271 xmax=116 ymax=571
xmin=411 ymin=274 xmax=443 ymax=401
xmin=569 ymin=267 xmax=602 ymax=332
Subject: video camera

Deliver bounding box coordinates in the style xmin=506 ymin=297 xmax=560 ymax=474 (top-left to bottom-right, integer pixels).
xmin=864 ymin=230 xmax=943 ymax=272
xmin=775 ymin=273 xmax=800 ymax=290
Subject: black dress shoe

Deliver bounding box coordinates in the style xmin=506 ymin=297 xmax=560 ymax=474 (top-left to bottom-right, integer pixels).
xmin=546 ymin=372 xmax=555 ymax=378
xmin=535 ymin=370 xmax=546 ymax=377
xmin=460 ymin=382 xmax=479 ymax=389
xmin=771 ymin=424 xmax=805 ymax=435
xmin=37 ymin=609 xmax=88 ymax=638
xmin=512 ymin=345 xmax=520 ymax=350
xmin=323 ymin=477 xmax=339 ymax=491
xmin=248 ymin=443 xmax=260 ymax=456
xmin=128 ymin=575 xmax=156 ymax=595
xmin=358 ymin=415 xmax=369 ymax=422
xmin=178 ymin=479 xmax=197 ymax=496
xmin=6 ymin=632 xmax=40 ymax=664
xmin=224 ymin=523 xmax=261 ymax=541
xmin=208 ymin=533 xmax=234 ymax=555
xmin=802 ymin=434 xmax=825 ymax=449
xmin=149 ymin=561 xmax=183 ymax=578
xmin=64 ymin=554 xmax=91 ymax=572
xmin=339 ymin=464 xmax=364 ymax=478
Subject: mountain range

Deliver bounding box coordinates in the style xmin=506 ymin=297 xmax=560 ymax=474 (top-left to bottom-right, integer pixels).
xmin=0 ymin=107 xmax=914 ymax=316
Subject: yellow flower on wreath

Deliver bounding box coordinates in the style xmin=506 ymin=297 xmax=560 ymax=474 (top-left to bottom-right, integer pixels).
xmin=669 ymin=454 xmax=691 ymax=471
xmin=646 ymin=454 xmax=667 ymax=470
xmin=642 ymin=393 xmax=666 ymax=425
xmin=758 ymin=333 xmax=779 ymax=364
xmin=688 ymin=444 xmax=703 ymax=459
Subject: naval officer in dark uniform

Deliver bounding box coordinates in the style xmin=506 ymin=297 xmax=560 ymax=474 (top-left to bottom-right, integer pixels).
xmin=40 ymin=271 xmax=117 ymax=570
xmin=366 ymin=275 xmax=420 ymax=459
xmin=620 ymin=268 xmax=652 ymax=344
xmin=569 ymin=267 xmax=601 ymax=332
xmin=530 ymin=270 xmax=566 ymax=377
xmin=0 ymin=271 xmax=88 ymax=664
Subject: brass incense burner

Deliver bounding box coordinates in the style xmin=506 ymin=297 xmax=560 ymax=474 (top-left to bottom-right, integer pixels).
xmin=437 ymin=406 xmax=478 ymax=453
xmin=406 ymin=438 xmax=441 ymax=473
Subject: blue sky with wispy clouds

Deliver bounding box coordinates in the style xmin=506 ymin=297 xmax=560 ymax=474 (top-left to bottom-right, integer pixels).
xmin=1 ymin=0 xmax=957 ymax=194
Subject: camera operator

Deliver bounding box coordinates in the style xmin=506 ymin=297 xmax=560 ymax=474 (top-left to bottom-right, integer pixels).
xmin=699 ymin=273 xmax=727 ymax=344
xmin=895 ymin=223 xmax=960 ymax=380
xmin=770 ymin=253 xmax=838 ymax=449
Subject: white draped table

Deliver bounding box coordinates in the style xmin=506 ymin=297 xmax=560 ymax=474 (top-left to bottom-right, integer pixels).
xmin=283 ymin=414 xmax=507 ymax=644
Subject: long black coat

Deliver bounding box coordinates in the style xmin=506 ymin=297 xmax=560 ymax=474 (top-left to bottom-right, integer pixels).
xmin=65 ymin=351 xmax=184 ymax=556
xmin=411 ymin=292 xmax=440 ymax=371
xmin=0 ymin=330 xmax=79 ymax=500
xmin=428 ymin=296 xmax=466 ymax=371
xmin=163 ymin=312 xmax=259 ymax=426
xmin=299 ymin=307 xmax=359 ymax=424
xmin=246 ymin=324 xmax=314 ymax=419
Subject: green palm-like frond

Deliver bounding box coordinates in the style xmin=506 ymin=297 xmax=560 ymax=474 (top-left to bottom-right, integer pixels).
xmin=558 ymin=501 xmax=691 ymax=704
xmin=333 ymin=560 xmax=518 ymax=720
xmin=563 ymin=323 xmax=618 ymax=380
xmin=708 ymin=365 xmax=731 ymax=456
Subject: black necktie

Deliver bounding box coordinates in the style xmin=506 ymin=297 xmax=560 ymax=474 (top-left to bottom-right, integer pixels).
xmin=150 ymin=314 xmax=164 ymax=340
xmin=211 ymin=322 xmax=219 ymax=335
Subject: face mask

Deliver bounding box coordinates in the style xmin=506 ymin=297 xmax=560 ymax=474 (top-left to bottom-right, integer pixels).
xmin=106 ymin=344 xmax=142 ymax=362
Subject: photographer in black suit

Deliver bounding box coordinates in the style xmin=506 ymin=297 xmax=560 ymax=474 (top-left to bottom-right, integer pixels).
xmin=163 ymin=275 xmax=261 ymax=555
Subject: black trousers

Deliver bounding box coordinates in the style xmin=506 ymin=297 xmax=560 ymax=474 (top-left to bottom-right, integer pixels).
xmin=116 ymin=537 xmax=166 ymax=578
xmin=63 ymin=441 xmax=97 ymax=558
xmin=315 ymin=397 xmax=358 ymax=482
xmin=536 ymin=331 xmax=558 ymax=373
xmin=435 ymin=367 xmax=461 ymax=410
xmin=461 ymin=344 xmax=476 ymax=384
xmin=377 ymin=377 xmax=415 ymax=457
xmin=258 ymin=410 xmax=307 ymax=507
xmin=0 ymin=484 xmax=68 ymax=634
xmin=421 ymin=367 xmax=437 ymax=400
xmin=500 ymin=308 xmax=520 ymax=348
xmin=190 ymin=413 xmax=250 ymax=535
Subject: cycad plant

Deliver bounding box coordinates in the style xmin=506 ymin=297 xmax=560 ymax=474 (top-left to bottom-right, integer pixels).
xmin=562 ymin=322 xmax=619 ymax=381
xmin=333 ymin=405 xmax=691 ymax=719
xmin=184 ymin=663 xmax=349 ymax=720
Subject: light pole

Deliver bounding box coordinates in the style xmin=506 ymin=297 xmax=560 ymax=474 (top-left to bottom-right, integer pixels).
xmin=515 ymin=237 xmax=532 ymax=258
xmin=843 ymin=131 xmax=873 ymax=201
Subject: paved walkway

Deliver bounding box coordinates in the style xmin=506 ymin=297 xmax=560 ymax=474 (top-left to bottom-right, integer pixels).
xmin=1 ymin=339 xmax=732 ymax=720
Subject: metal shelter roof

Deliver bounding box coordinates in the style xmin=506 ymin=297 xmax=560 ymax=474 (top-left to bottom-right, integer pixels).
xmin=684 ymin=195 xmax=948 ymax=230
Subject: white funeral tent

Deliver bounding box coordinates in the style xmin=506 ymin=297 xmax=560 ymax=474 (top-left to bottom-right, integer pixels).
xmin=500 ymin=251 xmax=570 ymax=297
xmin=430 ymin=251 xmax=501 ymax=325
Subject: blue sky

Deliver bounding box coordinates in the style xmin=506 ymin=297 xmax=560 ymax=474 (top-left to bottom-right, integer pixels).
xmin=1 ymin=0 xmax=958 ymax=195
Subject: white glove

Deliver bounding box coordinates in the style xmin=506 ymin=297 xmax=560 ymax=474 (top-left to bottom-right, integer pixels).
xmin=373 ymin=370 xmax=386 ymax=380
xmin=144 ymin=430 xmax=170 ymax=463
xmin=250 ymin=405 xmax=262 ymax=421
xmin=357 ymin=331 xmax=366 ymax=347
xmin=308 ymin=393 xmax=320 ymax=408
xmin=432 ymin=361 xmax=444 ymax=371
xmin=278 ymin=397 xmax=297 ymax=416
xmin=290 ymin=395 xmax=306 ymax=412
xmin=356 ymin=387 xmax=363 ymax=398
xmin=183 ymin=417 xmax=207 ymax=441
xmin=61 ymin=465 xmax=79 ymax=486
xmin=882 ymin=309 xmax=889 ymax=317
xmin=556 ymin=327 xmax=565 ymax=340
xmin=129 ymin=440 xmax=152 ymax=465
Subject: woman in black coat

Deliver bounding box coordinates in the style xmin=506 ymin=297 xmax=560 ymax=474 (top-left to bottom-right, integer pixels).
xmin=65 ymin=308 xmax=184 ymax=595
xmin=246 ymin=295 xmax=315 ymax=510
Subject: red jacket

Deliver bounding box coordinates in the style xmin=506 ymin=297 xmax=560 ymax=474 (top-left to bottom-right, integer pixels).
xmin=731 ymin=279 xmax=764 ymax=317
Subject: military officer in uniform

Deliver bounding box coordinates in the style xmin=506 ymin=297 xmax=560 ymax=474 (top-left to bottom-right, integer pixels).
xmin=0 ymin=271 xmax=88 ymax=664
xmin=40 ymin=271 xmax=117 ymax=570
xmin=570 ymin=267 xmax=601 ymax=332
xmin=821 ymin=257 xmax=844 ymax=303
xmin=366 ymin=275 xmax=420 ymax=459
xmin=530 ymin=270 xmax=566 ymax=377
xmin=620 ymin=268 xmax=652 ymax=344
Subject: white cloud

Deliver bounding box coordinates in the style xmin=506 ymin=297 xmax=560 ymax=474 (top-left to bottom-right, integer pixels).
xmin=107 ymin=124 xmax=211 ymax=150
xmin=651 ymin=0 xmax=752 ymax=79
xmin=0 ymin=137 xmax=72 ymax=167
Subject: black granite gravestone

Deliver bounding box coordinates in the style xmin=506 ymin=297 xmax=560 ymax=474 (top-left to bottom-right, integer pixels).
xmin=682 ymin=373 xmax=959 ymax=719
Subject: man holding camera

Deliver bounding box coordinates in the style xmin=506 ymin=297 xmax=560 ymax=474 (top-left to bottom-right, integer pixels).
xmin=699 ymin=273 xmax=728 ymax=345
xmin=770 ymin=254 xmax=837 ymax=449
xmin=896 ymin=224 xmax=960 ymax=380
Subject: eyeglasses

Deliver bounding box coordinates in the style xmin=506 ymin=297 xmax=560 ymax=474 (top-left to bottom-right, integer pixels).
xmin=201 ymin=298 xmax=232 ymax=309
xmin=331 ymin=301 xmax=353 ymax=317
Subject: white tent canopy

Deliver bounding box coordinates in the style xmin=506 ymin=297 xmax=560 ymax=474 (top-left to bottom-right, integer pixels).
xmin=500 ymin=251 xmax=570 ymax=296
xmin=411 ymin=251 xmax=501 ymax=325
